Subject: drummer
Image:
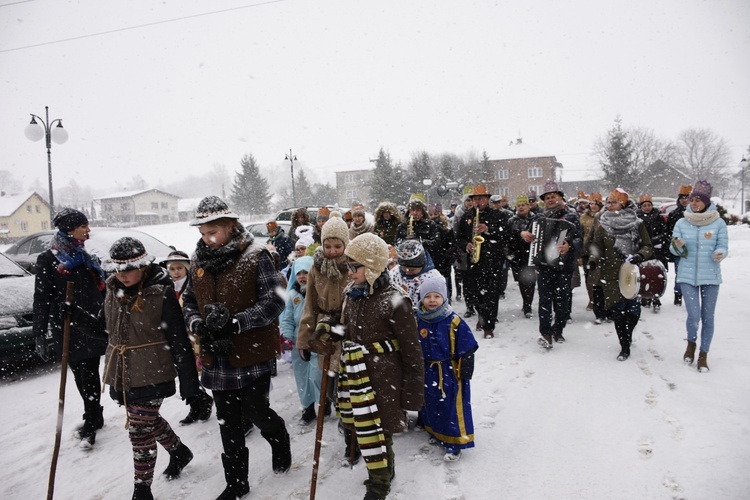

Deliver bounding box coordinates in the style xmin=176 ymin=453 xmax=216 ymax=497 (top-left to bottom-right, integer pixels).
xmin=588 ymin=188 xmax=653 ymax=361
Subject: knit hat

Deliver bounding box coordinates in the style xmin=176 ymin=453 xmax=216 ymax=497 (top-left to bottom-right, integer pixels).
xmin=351 ymin=203 xmax=366 ymax=217
xmin=104 ymin=237 xmax=155 ymax=272
xmin=540 ymin=181 xmax=564 ymax=200
xmin=418 ymin=272 xmax=447 ymax=303
xmin=396 ymin=239 xmax=426 ymax=268
xmin=469 ymin=185 xmax=490 ymax=198
xmin=608 ymin=188 xmax=629 ymax=205
xmin=577 ymin=190 xmax=589 ymax=202
xmin=344 ymin=233 xmax=389 ymax=293
xmin=428 ymin=202 xmax=443 ymax=216
xmin=638 ymin=194 xmax=653 ymax=205
xmin=690 ymin=180 xmax=712 ymax=206
xmin=189 ymin=196 xmax=240 ymax=226
xmin=317 ymin=206 xmax=331 ymax=222
xmin=515 ymin=194 xmax=529 ymax=206
xmin=286 ymin=255 xmax=313 ymax=292
xmin=53 ymin=208 xmax=88 ymax=233
xmin=678 ymin=185 xmax=692 ymax=197
xmin=321 ymin=215 xmax=349 ymax=246
xmin=159 ymin=250 xmax=190 ymax=267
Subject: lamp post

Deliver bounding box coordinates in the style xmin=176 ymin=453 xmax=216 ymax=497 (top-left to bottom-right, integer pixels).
xmin=740 ymin=156 xmax=748 ymax=215
xmin=25 ymin=106 xmax=68 ymax=224
xmin=285 ymin=149 xmax=298 ymax=207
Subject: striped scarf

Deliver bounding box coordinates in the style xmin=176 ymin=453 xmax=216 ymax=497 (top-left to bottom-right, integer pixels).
xmin=338 ymin=338 xmax=400 ymax=470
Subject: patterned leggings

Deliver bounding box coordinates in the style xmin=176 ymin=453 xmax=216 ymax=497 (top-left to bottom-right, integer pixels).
xmin=127 ymin=399 xmax=180 ymax=485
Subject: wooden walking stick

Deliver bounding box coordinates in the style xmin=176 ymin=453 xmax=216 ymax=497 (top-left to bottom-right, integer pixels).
xmin=309 ymin=352 xmax=331 ymax=500
xmin=47 ymin=281 xmax=74 ymax=500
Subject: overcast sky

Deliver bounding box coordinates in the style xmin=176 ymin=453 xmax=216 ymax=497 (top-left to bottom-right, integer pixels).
xmin=1 ymin=0 xmax=748 ymax=195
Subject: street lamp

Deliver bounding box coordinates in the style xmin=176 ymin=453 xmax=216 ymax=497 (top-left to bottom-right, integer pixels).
xmin=25 ymin=106 xmax=68 ymax=224
xmin=740 ymin=156 xmax=748 ymax=215
xmin=285 ymin=149 xmax=297 ymax=207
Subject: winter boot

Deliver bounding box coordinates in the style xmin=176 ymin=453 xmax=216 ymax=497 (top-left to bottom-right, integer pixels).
xmin=617 ymin=347 xmax=630 ymax=361
xmin=132 ymin=482 xmax=154 ymax=500
xmin=300 ymin=403 xmax=316 ymax=425
xmin=553 ymin=332 xmax=566 ymax=343
xmin=75 ymin=406 xmax=102 ymax=448
xmin=216 ymin=448 xmax=250 ymax=500
xmin=180 ymin=389 xmax=213 ymax=425
xmin=323 ymin=399 xmax=332 ymax=417
xmin=163 ymin=442 xmax=194 ymax=480
xmin=483 ymin=329 xmax=494 ymax=339
xmin=537 ymin=335 xmax=553 ymax=349
xmin=697 ymin=351 xmax=709 ymax=372
xmin=342 ymin=427 xmax=362 ymax=467
xmin=674 ymin=292 xmax=682 ymax=306
xmin=242 ymin=418 xmax=254 ymax=436
xmin=652 ymin=298 xmax=661 ymax=313
xmin=683 ymin=341 xmax=697 ymax=365
xmin=262 ymin=426 xmax=291 ymax=474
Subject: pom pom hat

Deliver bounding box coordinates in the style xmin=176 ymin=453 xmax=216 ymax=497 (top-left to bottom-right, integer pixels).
xmin=104 ymin=237 xmax=155 ymax=272
xmin=53 ymin=208 xmax=88 ymax=233
xmin=189 ymin=196 xmax=239 ymax=226
xmin=344 ymin=233 xmax=389 ymax=294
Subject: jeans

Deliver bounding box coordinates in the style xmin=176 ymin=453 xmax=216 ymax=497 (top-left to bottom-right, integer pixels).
xmin=680 ymin=283 xmax=720 ymax=353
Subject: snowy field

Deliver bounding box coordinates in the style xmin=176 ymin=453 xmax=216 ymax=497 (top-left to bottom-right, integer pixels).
xmin=1 ymin=223 xmax=749 ymax=499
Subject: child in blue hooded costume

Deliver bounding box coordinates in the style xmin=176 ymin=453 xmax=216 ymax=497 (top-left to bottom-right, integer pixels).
xmin=279 ymin=256 xmax=323 ymax=424
xmin=416 ymin=273 xmax=478 ymax=461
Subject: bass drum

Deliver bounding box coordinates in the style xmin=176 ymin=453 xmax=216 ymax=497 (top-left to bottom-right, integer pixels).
xmin=619 ymin=259 xmax=667 ymax=300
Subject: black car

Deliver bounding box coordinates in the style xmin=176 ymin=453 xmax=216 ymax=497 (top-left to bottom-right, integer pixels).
xmin=4 ymin=228 xmax=174 ymax=274
xmin=0 ymin=252 xmax=36 ymax=367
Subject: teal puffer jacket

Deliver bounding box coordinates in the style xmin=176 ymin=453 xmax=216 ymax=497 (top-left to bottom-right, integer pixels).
xmin=670 ymin=204 xmax=728 ymax=286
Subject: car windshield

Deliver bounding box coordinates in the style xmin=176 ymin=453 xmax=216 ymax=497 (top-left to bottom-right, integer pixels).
xmin=0 ymin=253 xmax=28 ymax=277
xmin=83 ymin=229 xmax=172 ymax=262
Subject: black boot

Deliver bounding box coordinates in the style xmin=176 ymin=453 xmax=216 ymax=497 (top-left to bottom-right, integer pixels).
xmin=342 ymin=427 xmax=362 ymax=467
xmin=674 ymin=292 xmax=682 ymax=306
xmin=262 ymin=426 xmax=291 ymax=474
xmin=180 ymin=389 xmax=213 ymax=425
xmin=216 ymin=448 xmax=250 ymax=500
xmin=300 ymin=403 xmax=316 ymax=425
xmin=75 ymin=405 xmax=102 ymax=447
xmin=132 ymin=482 xmax=154 ymax=500
xmin=163 ymin=441 xmax=194 ymax=480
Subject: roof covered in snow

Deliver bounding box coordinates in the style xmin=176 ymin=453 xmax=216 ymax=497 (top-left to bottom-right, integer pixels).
xmin=0 ymin=192 xmax=47 ymax=217
xmin=96 ymin=188 xmax=180 ymax=200
xmin=491 ymin=139 xmax=557 ymax=161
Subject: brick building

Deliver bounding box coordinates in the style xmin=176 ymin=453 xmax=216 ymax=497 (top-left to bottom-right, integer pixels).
xmin=485 ymin=139 xmax=563 ymax=200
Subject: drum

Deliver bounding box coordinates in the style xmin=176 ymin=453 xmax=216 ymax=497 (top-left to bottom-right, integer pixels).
xmin=619 ymin=259 xmax=667 ymax=300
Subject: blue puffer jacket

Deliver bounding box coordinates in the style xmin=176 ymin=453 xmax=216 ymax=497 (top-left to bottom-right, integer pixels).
xmin=670 ymin=204 xmax=728 ymax=286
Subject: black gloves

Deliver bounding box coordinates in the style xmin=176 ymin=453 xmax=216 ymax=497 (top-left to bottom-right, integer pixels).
xmin=35 ymin=336 xmax=54 ymax=362
xmin=587 ymin=260 xmax=597 ymax=271
xmin=459 ymin=354 xmax=475 ymax=380
xmin=204 ymin=303 xmax=239 ymax=338
xmin=308 ymin=316 xmax=340 ymax=356
xmin=629 ymin=254 xmax=643 ymax=265
xmin=299 ymin=349 xmax=312 ymax=362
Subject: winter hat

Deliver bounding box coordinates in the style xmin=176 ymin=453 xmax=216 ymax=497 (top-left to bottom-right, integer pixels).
xmin=53 ymin=208 xmax=88 ymax=233
xmin=428 ymin=202 xmax=443 ymax=216
xmin=690 ymin=180 xmax=712 ymax=206
xmin=577 ymin=191 xmax=589 ymax=202
xmin=607 ymin=188 xmax=629 ymax=205
xmin=540 ymin=181 xmax=564 ymax=200
xmin=317 ymin=206 xmax=331 ymax=222
xmin=287 ymin=255 xmax=313 ymax=292
xmin=638 ymin=194 xmax=653 ymax=205
xmin=159 ymin=250 xmax=190 ymax=267
xmin=527 ymin=190 xmax=538 ymax=201
xmin=104 ymin=237 xmax=155 ymax=272
xmin=344 ymin=233 xmax=389 ymax=293
xmin=490 ymin=194 xmax=502 ymax=203
xmin=295 ymin=224 xmax=314 ymax=239
xmin=396 ymin=239 xmax=426 ymax=268
xmin=419 ymin=272 xmax=448 ymax=303
xmin=189 ymin=196 xmax=240 ymax=226
xmin=450 ymin=200 xmax=458 ymax=207
xmin=515 ymin=194 xmax=529 ymax=206
xmin=351 ymin=203 xmax=366 ymax=217
xmin=678 ymin=185 xmax=692 ymax=198
xmin=321 ymin=215 xmax=349 ymax=246
xmin=296 ymin=233 xmax=314 ymax=248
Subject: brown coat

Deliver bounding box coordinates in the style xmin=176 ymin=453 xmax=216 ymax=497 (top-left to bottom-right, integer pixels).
xmin=296 ymin=250 xmax=349 ymax=372
xmin=342 ymin=281 xmax=424 ymax=434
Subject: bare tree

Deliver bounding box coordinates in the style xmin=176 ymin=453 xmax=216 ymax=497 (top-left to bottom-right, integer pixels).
xmin=0 ymin=170 xmax=22 ymax=194
xmin=676 ymin=128 xmax=732 ymax=192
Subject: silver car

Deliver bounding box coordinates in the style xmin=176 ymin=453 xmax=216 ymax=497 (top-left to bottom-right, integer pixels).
xmin=0 ymin=252 xmax=36 ymax=367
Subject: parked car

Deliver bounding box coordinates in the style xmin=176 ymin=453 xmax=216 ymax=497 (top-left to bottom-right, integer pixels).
xmin=243 ymin=220 xmax=293 ymax=239
xmin=3 ymin=228 xmax=174 ymax=274
xmin=0 ymin=252 xmax=37 ymax=367
xmin=274 ymin=206 xmax=347 ymax=222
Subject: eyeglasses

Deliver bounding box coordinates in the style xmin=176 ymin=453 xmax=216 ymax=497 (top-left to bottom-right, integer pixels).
xmin=346 ymin=262 xmax=364 ymax=273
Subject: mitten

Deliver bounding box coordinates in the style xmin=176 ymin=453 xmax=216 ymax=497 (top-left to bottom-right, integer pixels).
xmin=204 ymin=303 xmax=239 ymax=339
xmin=459 ymin=353 xmax=475 ymax=380
xmin=299 ymin=349 xmax=312 ymax=362
xmin=628 ymin=254 xmax=643 ymax=265
xmin=587 ymin=260 xmax=597 ymax=271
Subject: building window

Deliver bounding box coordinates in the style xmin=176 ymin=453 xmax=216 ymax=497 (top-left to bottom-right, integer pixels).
xmin=528 ymin=167 xmax=543 ymax=178
xmin=0 ymin=223 xmax=7 ymax=230
xmin=346 ymin=190 xmax=357 ymax=200
xmin=35 ymin=205 xmax=41 ymax=213
xmin=41 ymin=221 xmax=48 ymax=230
xmin=20 ymin=221 xmax=28 ymax=231
xmin=161 ymin=202 xmax=168 ymax=209
xmin=529 ymin=185 xmax=543 ymax=195
xmin=26 ymin=205 xmax=31 ymax=213
xmin=120 ymin=203 xmax=129 ymax=211
xmin=344 ymin=174 xmax=356 ymax=184
xmin=496 ymin=186 xmax=509 ymax=196
xmin=151 ymin=202 xmax=159 ymax=209
xmin=495 ymin=169 xmax=509 ymax=180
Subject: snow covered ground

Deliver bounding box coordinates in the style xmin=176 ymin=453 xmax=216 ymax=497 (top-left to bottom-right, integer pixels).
xmin=1 ymin=223 xmax=749 ymax=500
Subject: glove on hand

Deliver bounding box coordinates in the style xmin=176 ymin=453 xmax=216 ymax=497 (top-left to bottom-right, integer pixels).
xmin=299 ymin=349 xmax=312 ymax=362
xmin=204 ymin=303 xmax=239 ymax=339
xmin=309 ymin=317 xmax=339 ymax=355
xmin=35 ymin=336 xmax=54 ymax=362
xmin=587 ymin=260 xmax=597 ymax=271
xmin=628 ymin=254 xmax=643 ymax=265
xmin=193 ymin=320 xmax=215 ymax=353
xmin=459 ymin=354 xmax=475 ymax=380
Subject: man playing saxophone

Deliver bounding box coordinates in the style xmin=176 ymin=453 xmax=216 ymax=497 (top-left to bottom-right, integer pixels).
xmin=456 ymin=185 xmax=512 ymax=339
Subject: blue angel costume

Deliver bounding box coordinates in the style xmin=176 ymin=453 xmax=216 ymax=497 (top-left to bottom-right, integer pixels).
xmin=416 ymin=295 xmax=478 ymax=453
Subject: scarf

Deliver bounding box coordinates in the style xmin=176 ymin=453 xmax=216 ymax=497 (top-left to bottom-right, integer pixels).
xmin=598 ymin=204 xmax=641 ymax=258
xmin=49 ymin=230 xmax=106 ymax=286
xmin=416 ymin=300 xmax=453 ymax=323
xmin=345 ymin=271 xmax=389 ymax=300
xmin=313 ymin=246 xmax=347 ymax=281
xmin=543 ymin=203 xmax=565 ymax=218
xmin=194 ymin=227 xmax=251 ymax=275
xmin=684 ymin=207 xmax=720 ymax=227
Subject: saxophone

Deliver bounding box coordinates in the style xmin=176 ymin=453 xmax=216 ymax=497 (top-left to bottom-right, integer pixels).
xmin=407 ymin=215 xmax=414 ymax=238
xmin=471 ymin=207 xmax=485 ymax=264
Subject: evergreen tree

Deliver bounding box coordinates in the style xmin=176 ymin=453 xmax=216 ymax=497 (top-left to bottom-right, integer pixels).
xmin=311 ymin=182 xmax=338 ymax=206
xmin=294 ymin=168 xmax=315 ymax=207
xmin=230 ymin=153 xmax=271 ymax=215
xmin=407 ymin=151 xmax=433 ymax=194
xmin=369 ymin=147 xmax=397 ymax=207
xmin=598 ymin=116 xmax=636 ymax=192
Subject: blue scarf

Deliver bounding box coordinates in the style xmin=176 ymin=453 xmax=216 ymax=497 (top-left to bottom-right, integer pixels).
xmin=416 ymin=300 xmax=453 ymax=324
xmin=346 ymin=271 xmax=390 ymax=300
xmin=49 ymin=230 xmax=106 ymax=282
